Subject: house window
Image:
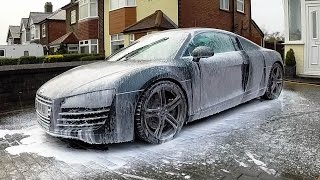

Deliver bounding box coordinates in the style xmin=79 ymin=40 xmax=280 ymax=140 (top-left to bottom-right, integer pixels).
xmin=79 ymin=0 xmax=98 ymax=20
xmin=111 ymin=34 xmax=124 ymax=53
xmin=0 ymin=50 xmax=5 ymax=57
xmin=110 ymin=0 xmax=136 ymax=11
xmin=237 ymin=0 xmax=244 ymax=13
xmin=130 ymin=34 xmax=135 ymax=43
xmin=288 ymin=0 xmax=301 ymax=41
xmin=312 ymin=11 xmax=318 ymax=39
xmin=35 ymin=29 xmax=39 ymax=39
xmin=220 ymin=0 xmax=229 ymax=11
xmin=68 ymin=45 xmax=79 ymax=53
xmin=79 ymin=39 xmax=98 ymax=54
xmin=71 ymin=10 xmax=77 ymax=24
xmin=31 ymin=26 xmax=35 ymax=40
xmin=24 ymin=51 xmax=29 ymax=56
xmin=42 ymin=25 xmax=46 ymax=38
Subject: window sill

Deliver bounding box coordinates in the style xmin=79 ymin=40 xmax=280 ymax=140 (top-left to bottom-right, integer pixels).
xmin=109 ymin=5 xmax=137 ymax=12
xmin=219 ymin=8 xmax=230 ymax=13
xmin=79 ymin=16 xmax=99 ymax=22
xmin=283 ymin=41 xmax=305 ymax=45
xmin=237 ymin=10 xmax=245 ymax=14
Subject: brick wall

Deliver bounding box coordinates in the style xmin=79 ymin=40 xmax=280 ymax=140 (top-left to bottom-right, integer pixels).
xmin=40 ymin=21 xmax=66 ymax=46
xmin=66 ymin=4 xmax=79 ymax=36
xmin=0 ymin=62 xmax=97 ymax=113
xmin=78 ymin=19 xmax=99 ymax=40
xmin=109 ymin=7 xmax=137 ymax=35
xmin=179 ymin=0 xmax=263 ymax=44
xmin=179 ymin=0 xmax=234 ymax=31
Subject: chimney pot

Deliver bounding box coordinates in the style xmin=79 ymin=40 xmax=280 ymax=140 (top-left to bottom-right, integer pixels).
xmin=45 ymin=2 xmax=53 ymax=13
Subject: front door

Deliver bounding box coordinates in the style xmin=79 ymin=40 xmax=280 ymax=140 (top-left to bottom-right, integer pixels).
xmin=307 ymin=5 xmax=320 ymax=72
xmin=185 ymin=31 xmax=245 ymax=118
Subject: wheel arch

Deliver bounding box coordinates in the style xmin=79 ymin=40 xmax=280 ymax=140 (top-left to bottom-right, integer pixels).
xmin=136 ymin=76 xmax=191 ymax=119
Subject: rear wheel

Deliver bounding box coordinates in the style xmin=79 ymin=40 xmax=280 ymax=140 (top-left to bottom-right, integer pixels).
xmin=262 ymin=63 xmax=284 ymax=100
xmin=135 ymin=81 xmax=187 ymax=144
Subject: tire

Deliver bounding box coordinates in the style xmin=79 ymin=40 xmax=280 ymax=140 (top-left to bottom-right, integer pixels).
xmin=135 ymin=81 xmax=187 ymax=144
xmin=262 ymin=63 xmax=284 ymax=100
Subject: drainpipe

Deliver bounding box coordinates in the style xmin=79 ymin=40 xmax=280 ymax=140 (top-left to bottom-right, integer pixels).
xmin=232 ymin=0 xmax=236 ymax=33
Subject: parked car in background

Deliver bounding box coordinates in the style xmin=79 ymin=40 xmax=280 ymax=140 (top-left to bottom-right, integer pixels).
xmin=0 ymin=44 xmax=44 ymax=58
xmin=35 ymin=28 xmax=284 ymax=145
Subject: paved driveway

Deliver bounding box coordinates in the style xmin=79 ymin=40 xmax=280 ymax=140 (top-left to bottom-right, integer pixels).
xmin=0 ymin=82 xmax=320 ymax=180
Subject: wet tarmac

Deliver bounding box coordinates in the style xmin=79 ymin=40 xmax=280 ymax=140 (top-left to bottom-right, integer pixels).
xmin=0 ymin=81 xmax=320 ymax=180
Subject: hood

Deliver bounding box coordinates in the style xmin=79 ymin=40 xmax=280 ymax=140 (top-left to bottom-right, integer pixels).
xmin=38 ymin=60 xmax=160 ymax=99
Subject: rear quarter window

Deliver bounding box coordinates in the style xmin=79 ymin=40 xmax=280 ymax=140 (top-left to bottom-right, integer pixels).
xmin=238 ymin=37 xmax=261 ymax=51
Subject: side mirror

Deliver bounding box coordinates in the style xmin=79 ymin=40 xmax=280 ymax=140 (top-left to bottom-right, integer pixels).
xmin=191 ymin=46 xmax=214 ymax=62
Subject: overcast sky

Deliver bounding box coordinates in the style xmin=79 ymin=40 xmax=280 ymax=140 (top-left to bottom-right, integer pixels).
xmin=0 ymin=0 xmax=284 ymax=45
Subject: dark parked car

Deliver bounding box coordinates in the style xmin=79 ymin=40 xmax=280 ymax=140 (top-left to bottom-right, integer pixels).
xmin=35 ymin=28 xmax=284 ymax=144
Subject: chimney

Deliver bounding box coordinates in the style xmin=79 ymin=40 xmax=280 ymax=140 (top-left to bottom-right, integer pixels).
xmin=44 ymin=2 xmax=53 ymax=13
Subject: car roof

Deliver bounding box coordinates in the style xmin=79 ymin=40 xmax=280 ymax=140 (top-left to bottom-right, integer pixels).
xmin=161 ymin=28 xmax=238 ymax=37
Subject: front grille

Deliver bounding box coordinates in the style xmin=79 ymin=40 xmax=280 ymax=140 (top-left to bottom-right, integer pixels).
xmin=57 ymin=107 xmax=110 ymax=130
xmin=35 ymin=94 xmax=52 ymax=131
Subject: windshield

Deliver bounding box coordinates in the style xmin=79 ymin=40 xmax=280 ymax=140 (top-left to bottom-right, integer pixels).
xmin=107 ymin=31 xmax=190 ymax=61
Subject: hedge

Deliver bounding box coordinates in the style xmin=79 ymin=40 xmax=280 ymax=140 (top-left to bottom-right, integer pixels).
xmin=0 ymin=54 xmax=104 ymax=66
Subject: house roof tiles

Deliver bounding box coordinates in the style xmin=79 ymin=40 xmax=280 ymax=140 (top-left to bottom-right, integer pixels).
xmin=123 ymin=10 xmax=178 ymax=33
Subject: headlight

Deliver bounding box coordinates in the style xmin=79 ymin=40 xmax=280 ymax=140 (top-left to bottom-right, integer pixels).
xmin=61 ymin=89 xmax=115 ymax=109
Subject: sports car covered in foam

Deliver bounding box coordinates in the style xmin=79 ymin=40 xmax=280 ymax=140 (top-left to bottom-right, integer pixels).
xmin=35 ymin=28 xmax=284 ymax=144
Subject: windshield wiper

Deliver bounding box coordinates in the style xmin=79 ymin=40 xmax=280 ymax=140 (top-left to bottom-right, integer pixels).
xmin=117 ymin=37 xmax=169 ymax=61
xmin=105 ymin=41 xmax=139 ymax=60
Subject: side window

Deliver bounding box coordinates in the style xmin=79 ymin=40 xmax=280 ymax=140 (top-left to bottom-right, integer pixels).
xmin=24 ymin=51 xmax=29 ymax=56
xmin=184 ymin=32 xmax=236 ymax=56
xmin=238 ymin=37 xmax=260 ymax=51
xmin=0 ymin=49 xmax=5 ymax=57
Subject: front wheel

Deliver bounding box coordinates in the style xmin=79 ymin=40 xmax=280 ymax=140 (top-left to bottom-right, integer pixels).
xmin=135 ymin=81 xmax=187 ymax=144
xmin=262 ymin=63 xmax=284 ymax=100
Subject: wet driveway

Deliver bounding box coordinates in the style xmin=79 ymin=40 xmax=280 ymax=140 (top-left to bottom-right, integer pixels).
xmin=0 ymin=82 xmax=320 ymax=180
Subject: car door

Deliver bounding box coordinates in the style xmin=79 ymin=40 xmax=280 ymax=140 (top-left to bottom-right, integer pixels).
xmin=186 ymin=31 xmax=247 ymax=118
xmin=238 ymin=37 xmax=266 ymax=99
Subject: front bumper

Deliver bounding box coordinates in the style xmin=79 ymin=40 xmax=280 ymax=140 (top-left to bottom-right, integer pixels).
xmin=35 ymin=90 xmax=140 ymax=144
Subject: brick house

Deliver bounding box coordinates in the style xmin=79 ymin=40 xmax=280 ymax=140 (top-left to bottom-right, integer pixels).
xmin=104 ymin=0 xmax=264 ymax=56
xmin=38 ymin=9 xmax=67 ymax=54
xmin=51 ymin=0 xmax=104 ymax=54
xmin=179 ymin=0 xmax=264 ymax=46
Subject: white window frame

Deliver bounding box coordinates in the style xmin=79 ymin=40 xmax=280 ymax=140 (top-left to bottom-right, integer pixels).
xmin=237 ymin=0 xmax=245 ymax=13
xmin=79 ymin=0 xmax=98 ymax=21
xmin=284 ymin=0 xmax=303 ymax=43
xmin=110 ymin=33 xmax=125 ymax=53
xmin=110 ymin=0 xmax=136 ymax=11
xmin=35 ymin=28 xmax=39 ymax=39
xmin=42 ymin=25 xmax=46 ymax=38
xmin=220 ymin=0 xmax=229 ymax=11
xmin=71 ymin=10 xmax=77 ymax=24
xmin=79 ymin=39 xmax=99 ymax=54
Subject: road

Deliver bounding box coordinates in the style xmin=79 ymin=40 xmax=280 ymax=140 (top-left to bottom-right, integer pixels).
xmin=0 ymin=82 xmax=320 ymax=180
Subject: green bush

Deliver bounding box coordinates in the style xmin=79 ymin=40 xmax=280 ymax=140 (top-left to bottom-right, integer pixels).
xmin=62 ymin=54 xmax=91 ymax=62
xmin=18 ymin=56 xmax=40 ymax=64
xmin=285 ymin=49 xmax=296 ymax=67
xmin=0 ymin=53 xmax=104 ymax=66
xmin=80 ymin=55 xmax=105 ymax=61
xmin=0 ymin=58 xmax=19 ymax=66
xmin=36 ymin=56 xmax=46 ymax=63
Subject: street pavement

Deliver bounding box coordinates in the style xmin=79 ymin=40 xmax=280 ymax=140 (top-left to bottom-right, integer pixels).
xmin=0 ymin=81 xmax=320 ymax=180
